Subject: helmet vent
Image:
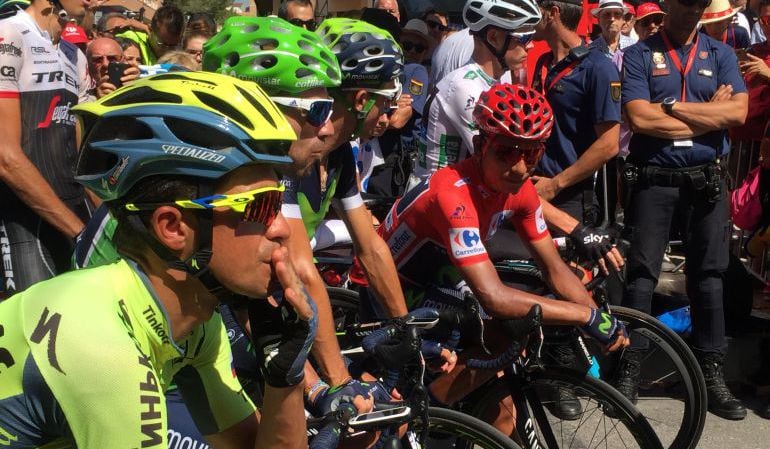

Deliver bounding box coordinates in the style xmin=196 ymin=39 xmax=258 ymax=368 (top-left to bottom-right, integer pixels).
xmin=364 ymin=45 xmax=384 ymax=56
xmin=298 ymin=39 xmax=315 ymax=52
xmin=242 ymin=24 xmax=258 ymax=34
xmin=165 ymin=117 xmax=239 ymax=150
xmin=341 ymin=58 xmax=359 ymax=70
xmin=365 ymin=60 xmax=383 ymax=72
xmin=193 ymin=90 xmax=253 ymax=130
xmin=235 ymin=85 xmax=278 ymax=129
xmin=226 ymin=52 xmax=240 ymax=68
xmin=253 ymin=54 xmax=278 ymax=70
xmin=252 ymin=38 xmax=279 ymax=51
xmin=102 ymin=86 xmax=182 ymax=107
xmin=299 ymin=54 xmax=321 ymax=70
xmin=350 ymin=32 xmax=367 ymax=43
xmin=296 ymin=68 xmax=313 ymax=79
xmin=270 ymin=23 xmax=291 ymax=34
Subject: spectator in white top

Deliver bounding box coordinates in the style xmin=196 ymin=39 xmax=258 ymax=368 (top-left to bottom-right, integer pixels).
xmin=590 ymin=0 xmax=636 ymax=60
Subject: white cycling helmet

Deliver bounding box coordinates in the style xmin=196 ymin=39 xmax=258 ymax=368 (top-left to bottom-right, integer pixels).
xmin=463 ymin=0 xmax=542 ymax=36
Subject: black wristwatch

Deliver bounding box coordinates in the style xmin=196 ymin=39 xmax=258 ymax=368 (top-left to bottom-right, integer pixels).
xmin=662 ymin=97 xmax=677 ymax=115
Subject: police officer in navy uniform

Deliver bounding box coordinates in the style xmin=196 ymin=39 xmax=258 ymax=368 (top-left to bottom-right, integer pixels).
xmin=620 ymin=0 xmax=749 ymax=420
xmin=531 ymin=0 xmax=622 ymax=227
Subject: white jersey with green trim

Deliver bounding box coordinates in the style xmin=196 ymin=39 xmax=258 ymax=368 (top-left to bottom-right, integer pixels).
xmin=414 ymin=62 xmax=497 ymax=181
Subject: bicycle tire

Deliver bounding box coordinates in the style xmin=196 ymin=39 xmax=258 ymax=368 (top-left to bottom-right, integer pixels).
xmin=606 ymin=306 xmax=707 ymax=449
xmin=411 ymin=407 xmax=522 ymax=449
xmin=495 ymin=264 xmax=705 ymax=449
xmin=469 ymin=367 xmax=662 ymax=449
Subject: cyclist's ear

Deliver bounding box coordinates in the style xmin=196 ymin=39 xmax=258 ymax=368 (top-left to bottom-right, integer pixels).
xmin=352 ymin=89 xmax=370 ymax=113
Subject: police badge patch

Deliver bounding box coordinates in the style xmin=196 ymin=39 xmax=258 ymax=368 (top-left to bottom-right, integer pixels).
xmin=409 ymin=78 xmax=423 ymax=96
xmin=610 ymin=81 xmax=621 ymax=102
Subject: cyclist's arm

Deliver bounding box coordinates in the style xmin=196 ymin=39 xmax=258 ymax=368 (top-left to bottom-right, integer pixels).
xmin=526 ymin=235 xmax=597 ymax=308
xmin=458 ymin=259 xmax=591 ymax=325
xmin=0 ymin=97 xmax=85 ymax=238
xmin=341 ymin=204 xmax=409 ymax=317
xmin=283 ymin=215 xmax=352 ymax=386
xmin=205 ymin=384 xmax=305 ymax=449
xmin=540 ymin=196 xmax=624 ymax=273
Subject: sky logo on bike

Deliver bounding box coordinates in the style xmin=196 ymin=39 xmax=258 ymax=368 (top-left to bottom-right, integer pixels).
xmin=449 ymin=227 xmax=485 ymax=259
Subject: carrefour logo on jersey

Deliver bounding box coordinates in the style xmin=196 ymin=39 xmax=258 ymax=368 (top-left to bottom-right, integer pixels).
xmin=449 ymin=227 xmax=485 ymax=259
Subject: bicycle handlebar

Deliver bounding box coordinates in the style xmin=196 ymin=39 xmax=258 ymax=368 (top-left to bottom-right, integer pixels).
xmin=466 ymin=304 xmax=543 ymax=371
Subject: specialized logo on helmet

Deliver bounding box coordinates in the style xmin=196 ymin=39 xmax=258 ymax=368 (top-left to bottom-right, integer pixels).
xmin=161 ymin=144 xmax=226 ymax=163
xmin=109 ymin=156 xmax=130 ymax=185
xmin=449 ymin=227 xmax=485 ymax=259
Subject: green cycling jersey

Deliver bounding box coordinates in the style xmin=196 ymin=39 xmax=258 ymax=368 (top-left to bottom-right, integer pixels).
xmin=0 ymin=259 xmax=254 ymax=448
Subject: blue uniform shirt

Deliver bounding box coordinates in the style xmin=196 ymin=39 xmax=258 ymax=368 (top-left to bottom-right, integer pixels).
xmin=535 ymin=46 xmax=622 ymax=177
xmin=699 ymin=24 xmax=750 ymax=50
xmin=622 ymin=32 xmax=746 ymax=167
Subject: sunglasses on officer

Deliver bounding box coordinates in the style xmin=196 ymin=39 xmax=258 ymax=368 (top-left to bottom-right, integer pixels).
xmin=125 ymin=185 xmax=286 ymax=228
xmin=483 ymin=136 xmax=545 ymax=166
xmin=271 ymin=97 xmax=334 ymax=128
xmin=288 ymin=18 xmax=317 ymax=31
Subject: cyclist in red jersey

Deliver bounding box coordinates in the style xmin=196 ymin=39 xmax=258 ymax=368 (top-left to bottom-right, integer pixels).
xmin=360 ymin=84 xmax=628 ymax=406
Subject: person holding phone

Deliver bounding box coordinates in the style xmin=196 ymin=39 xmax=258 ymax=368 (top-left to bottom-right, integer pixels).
xmin=85 ymin=37 xmax=140 ymax=99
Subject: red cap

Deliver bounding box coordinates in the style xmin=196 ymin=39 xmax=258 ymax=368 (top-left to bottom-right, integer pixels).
xmin=61 ymin=23 xmax=88 ymax=45
xmin=624 ymin=2 xmax=635 ymax=15
xmin=635 ymin=2 xmax=665 ymax=20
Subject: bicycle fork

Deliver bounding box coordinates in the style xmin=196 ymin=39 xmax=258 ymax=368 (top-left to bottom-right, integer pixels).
xmin=507 ymin=366 xmax=560 ymax=449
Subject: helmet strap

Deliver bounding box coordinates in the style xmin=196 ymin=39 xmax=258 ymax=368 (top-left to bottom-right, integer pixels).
xmin=481 ymin=27 xmax=512 ymax=71
xmin=331 ymin=90 xmax=376 ymax=139
xmin=124 ymin=183 xmax=228 ymax=299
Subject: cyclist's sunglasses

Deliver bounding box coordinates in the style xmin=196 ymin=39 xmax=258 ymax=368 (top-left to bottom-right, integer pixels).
xmin=677 ymin=0 xmax=711 ymax=8
xmin=402 ymin=41 xmax=427 ymax=53
xmin=125 ymin=185 xmax=285 ymax=227
xmin=509 ymin=31 xmax=534 ymax=47
xmin=425 ymin=19 xmax=448 ymax=32
xmin=271 ymin=97 xmax=334 ymax=127
xmin=485 ymin=137 xmax=545 ymax=166
xmin=289 ymin=18 xmax=317 ymax=31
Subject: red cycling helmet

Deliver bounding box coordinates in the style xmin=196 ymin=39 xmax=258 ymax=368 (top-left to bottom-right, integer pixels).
xmin=473 ymin=83 xmax=553 ymax=142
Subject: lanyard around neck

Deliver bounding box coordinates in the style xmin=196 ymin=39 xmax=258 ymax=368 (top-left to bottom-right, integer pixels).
xmin=660 ymin=31 xmax=699 ymax=101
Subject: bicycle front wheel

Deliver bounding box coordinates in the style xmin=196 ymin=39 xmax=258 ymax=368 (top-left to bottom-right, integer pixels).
xmin=601 ymin=306 xmax=707 ymax=449
xmin=470 ymin=367 xmax=662 ymax=449
xmin=411 ymin=407 xmax=522 ymax=449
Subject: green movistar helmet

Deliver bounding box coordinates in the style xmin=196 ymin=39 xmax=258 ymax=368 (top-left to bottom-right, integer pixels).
xmin=315 ymin=18 xmax=403 ymax=89
xmin=203 ymin=16 xmax=342 ymax=95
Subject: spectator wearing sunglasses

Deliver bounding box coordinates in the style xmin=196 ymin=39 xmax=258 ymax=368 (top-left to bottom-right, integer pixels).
xmin=400 ymin=18 xmax=436 ymax=65
xmin=700 ymin=0 xmax=751 ymax=49
xmin=414 ymin=0 xmax=541 ymax=182
xmin=620 ymin=2 xmax=639 ymax=42
xmin=621 ymin=0 xmax=748 ymax=420
xmin=634 ymin=2 xmax=666 ymax=40
xmin=423 ymin=8 xmax=451 ymax=43
xmin=277 ymin=0 xmax=317 ymax=31
xmin=117 ymin=4 xmax=184 ymax=65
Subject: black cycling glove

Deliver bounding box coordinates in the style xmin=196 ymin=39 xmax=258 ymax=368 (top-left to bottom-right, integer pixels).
xmin=581 ymin=308 xmax=626 ymax=346
xmin=249 ymin=290 xmax=318 ymax=388
xmin=569 ymin=224 xmax=613 ymax=263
